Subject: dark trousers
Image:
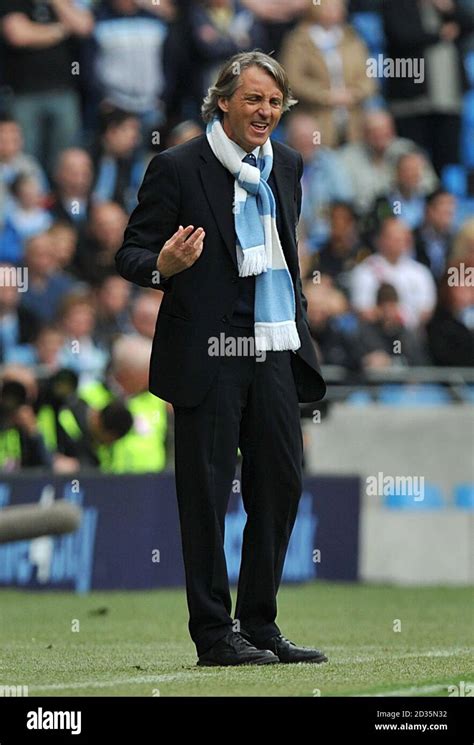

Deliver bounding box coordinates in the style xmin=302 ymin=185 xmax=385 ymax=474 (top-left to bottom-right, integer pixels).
xmin=173 ymin=325 xmax=303 ymax=655
xmin=394 ymin=113 xmax=461 ymax=175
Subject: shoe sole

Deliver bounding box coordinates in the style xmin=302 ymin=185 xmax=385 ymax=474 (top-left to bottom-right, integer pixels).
xmin=279 ymin=655 xmax=328 ymax=664
xmin=197 ymin=656 xmax=279 ymax=667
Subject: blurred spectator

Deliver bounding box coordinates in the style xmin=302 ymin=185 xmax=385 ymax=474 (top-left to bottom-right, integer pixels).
xmin=356 ymin=282 xmax=429 ymax=369
xmin=83 ymin=0 xmax=173 ymax=132
xmin=93 ymin=274 xmax=132 ymax=350
xmin=450 ymin=218 xmax=474 ymax=266
xmin=286 ymin=111 xmax=354 ymax=254
xmin=166 ymin=119 xmax=203 ymax=147
xmin=79 ymin=201 xmax=128 ymax=284
xmin=56 ymin=290 xmax=107 ymax=384
xmin=0 ymin=0 xmax=94 ymax=174
xmin=351 ymin=217 xmax=437 ymax=328
xmin=0 ymin=114 xmax=48 ymax=226
xmin=415 ymin=189 xmax=457 ymax=279
xmin=190 ymin=0 xmax=267 ymax=99
xmin=47 ymin=221 xmax=79 ymax=277
xmin=130 ymin=290 xmax=162 ymax=340
xmin=364 ymin=151 xmax=429 ymax=243
xmin=280 ymin=0 xmax=376 ymax=147
xmin=340 ymin=110 xmax=438 ymax=214
xmin=79 ymin=334 xmax=168 ymax=473
xmin=0 ymin=364 xmax=51 ymax=469
xmin=427 ymin=261 xmax=474 ymax=366
xmin=92 ymin=107 xmax=145 ymax=213
xmin=304 ymin=279 xmax=361 ymax=369
xmin=21 ymin=233 xmax=77 ymax=323
xmin=30 ymin=325 xmax=65 ymax=372
xmin=0 ymin=265 xmax=39 ymax=363
xmin=382 ymin=0 xmax=474 ymax=173
xmin=307 ymin=202 xmax=371 ymax=293
xmin=242 ymin=0 xmax=307 ymax=56
xmin=49 ymin=148 xmax=94 ymax=227
xmin=0 ymin=174 xmax=53 ymax=260
xmin=54 ymin=397 xmax=133 ymax=471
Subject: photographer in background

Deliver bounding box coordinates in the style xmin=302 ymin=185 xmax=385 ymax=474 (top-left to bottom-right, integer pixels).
xmin=0 ymin=364 xmax=51 ymax=470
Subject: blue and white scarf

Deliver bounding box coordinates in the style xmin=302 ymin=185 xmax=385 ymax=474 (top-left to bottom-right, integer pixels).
xmin=206 ymin=115 xmax=301 ymax=352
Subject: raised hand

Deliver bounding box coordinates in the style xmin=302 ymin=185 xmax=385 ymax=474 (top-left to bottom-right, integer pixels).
xmin=156 ymin=225 xmax=205 ymax=279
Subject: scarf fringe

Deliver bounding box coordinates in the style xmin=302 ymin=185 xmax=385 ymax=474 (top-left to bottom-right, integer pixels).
xmin=255 ymin=321 xmax=301 ymax=352
xmin=237 ymin=244 xmax=267 ymax=276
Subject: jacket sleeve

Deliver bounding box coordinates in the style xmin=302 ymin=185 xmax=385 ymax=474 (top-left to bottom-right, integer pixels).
xmin=115 ymin=151 xmax=180 ymax=290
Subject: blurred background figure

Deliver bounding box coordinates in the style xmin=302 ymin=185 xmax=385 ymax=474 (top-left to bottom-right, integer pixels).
xmin=340 ymin=110 xmax=438 ymax=215
xmin=79 ymin=334 xmax=168 ymax=473
xmin=21 ymin=233 xmax=77 ymax=324
xmin=414 ymin=189 xmax=457 ymax=280
xmin=130 ymin=290 xmax=162 ymax=340
xmin=356 ymin=282 xmax=429 ymax=370
xmin=0 ymin=364 xmax=51 ymax=470
xmin=0 ymin=0 xmax=94 ymax=175
xmin=79 ymin=201 xmax=129 ymax=285
xmin=350 ymin=217 xmax=437 ymax=329
xmin=306 ymin=202 xmax=371 ymax=294
xmin=56 ymin=291 xmax=107 ymax=384
xmin=427 ymin=261 xmax=474 ymax=366
xmin=382 ymin=0 xmax=474 ymax=174
xmin=189 ymin=0 xmax=267 ymax=100
xmin=93 ymin=275 xmax=132 ymax=351
xmin=82 ymin=0 xmax=175 ymax=139
xmin=49 ymin=148 xmax=94 ymax=228
xmin=286 ymin=111 xmax=354 ymax=256
xmin=0 ymin=264 xmax=39 ymax=364
xmin=91 ymin=107 xmax=145 ymax=214
xmin=281 ymin=0 xmax=376 ymax=147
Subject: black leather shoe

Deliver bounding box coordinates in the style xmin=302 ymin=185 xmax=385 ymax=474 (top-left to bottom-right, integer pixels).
xmin=197 ymin=631 xmax=279 ymax=667
xmin=246 ymin=633 xmax=328 ymax=664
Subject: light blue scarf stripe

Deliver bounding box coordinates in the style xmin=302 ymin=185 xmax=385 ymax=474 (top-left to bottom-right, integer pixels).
xmin=206 ymin=116 xmax=301 ymax=352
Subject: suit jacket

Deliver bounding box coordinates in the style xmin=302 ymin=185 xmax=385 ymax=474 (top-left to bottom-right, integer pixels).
xmin=115 ymin=133 xmax=326 ymax=407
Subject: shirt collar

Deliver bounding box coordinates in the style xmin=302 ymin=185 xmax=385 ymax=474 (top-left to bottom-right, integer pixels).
xmin=226 ymin=135 xmax=260 ymax=162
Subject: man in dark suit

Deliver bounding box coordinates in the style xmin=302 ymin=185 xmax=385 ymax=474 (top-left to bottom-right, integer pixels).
xmin=116 ymin=51 xmax=327 ymax=667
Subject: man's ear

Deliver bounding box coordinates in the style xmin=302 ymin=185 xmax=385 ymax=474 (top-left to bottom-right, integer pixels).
xmin=217 ymin=97 xmax=228 ymax=114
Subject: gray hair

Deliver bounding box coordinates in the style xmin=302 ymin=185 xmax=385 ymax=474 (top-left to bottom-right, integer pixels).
xmin=111 ymin=334 xmax=152 ymax=373
xmin=201 ymin=51 xmax=298 ymax=123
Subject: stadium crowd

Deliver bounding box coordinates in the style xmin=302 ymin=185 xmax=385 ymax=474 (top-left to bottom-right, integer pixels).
xmin=0 ymin=0 xmax=473 ymax=472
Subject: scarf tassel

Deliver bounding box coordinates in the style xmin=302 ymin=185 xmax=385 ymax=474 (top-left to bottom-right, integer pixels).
xmin=255 ymin=321 xmax=301 ymax=352
xmin=237 ymin=244 xmax=267 ymax=276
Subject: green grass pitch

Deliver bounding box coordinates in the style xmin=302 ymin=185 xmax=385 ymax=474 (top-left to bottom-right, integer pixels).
xmin=1 ymin=583 xmax=472 ymax=697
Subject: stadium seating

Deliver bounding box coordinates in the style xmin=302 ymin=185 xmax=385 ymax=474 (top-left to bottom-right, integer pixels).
xmin=454 ymin=483 xmax=474 ymax=509
xmin=384 ymin=482 xmax=445 ymax=510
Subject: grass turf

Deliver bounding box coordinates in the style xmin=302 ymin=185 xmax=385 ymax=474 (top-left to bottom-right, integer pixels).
xmin=1 ymin=583 xmax=472 ymax=697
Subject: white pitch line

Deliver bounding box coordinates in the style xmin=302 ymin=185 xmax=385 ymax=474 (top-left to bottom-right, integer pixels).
xmin=336 ymin=648 xmax=471 ymax=665
xmin=358 ymin=682 xmax=474 ymax=697
xmin=26 ymin=649 xmax=473 ymax=694
xmin=30 ymin=672 xmax=215 ymax=692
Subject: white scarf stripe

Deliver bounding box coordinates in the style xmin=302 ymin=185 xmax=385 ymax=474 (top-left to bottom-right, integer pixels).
xmin=206 ymin=116 xmax=301 ymax=353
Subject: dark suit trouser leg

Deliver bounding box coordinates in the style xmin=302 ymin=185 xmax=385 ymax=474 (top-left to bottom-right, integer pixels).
xmin=173 ymin=330 xmax=303 ymax=655
xmin=235 ymin=349 xmax=303 ymax=644
xmin=173 ymin=339 xmax=252 ymax=656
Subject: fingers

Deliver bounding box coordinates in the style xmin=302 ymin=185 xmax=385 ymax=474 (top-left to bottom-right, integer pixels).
xmin=184 ymin=226 xmax=205 ymax=248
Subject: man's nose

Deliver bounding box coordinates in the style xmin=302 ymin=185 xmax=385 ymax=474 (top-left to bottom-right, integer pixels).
xmin=258 ymin=102 xmax=271 ymax=118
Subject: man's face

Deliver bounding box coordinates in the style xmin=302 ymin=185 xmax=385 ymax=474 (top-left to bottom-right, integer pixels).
xmin=218 ymin=66 xmax=283 ymax=152
xmin=378 ymin=220 xmax=410 ymax=263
